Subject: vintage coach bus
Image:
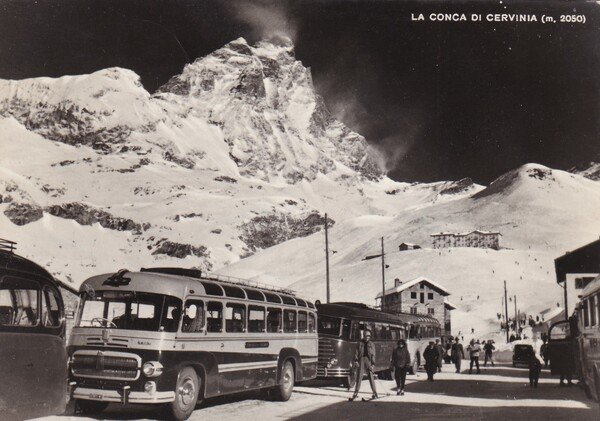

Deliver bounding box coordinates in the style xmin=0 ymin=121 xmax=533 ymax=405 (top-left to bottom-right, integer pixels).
xmin=316 ymin=302 xmax=440 ymax=388
xmin=549 ymin=274 xmax=600 ymax=401
xmin=68 ymin=268 xmax=318 ymax=420
xmin=0 ymin=239 xmax=67 ymax=420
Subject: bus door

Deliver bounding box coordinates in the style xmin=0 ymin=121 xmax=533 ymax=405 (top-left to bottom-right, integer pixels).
xmin=548 ymin=320 xmax=574 ymax=376
xmin=0 ymin=276 xmax=66 ymax=419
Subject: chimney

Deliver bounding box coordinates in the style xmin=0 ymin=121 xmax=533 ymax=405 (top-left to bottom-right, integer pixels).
xmin=395 ymin=278 xmax=402 ymax=287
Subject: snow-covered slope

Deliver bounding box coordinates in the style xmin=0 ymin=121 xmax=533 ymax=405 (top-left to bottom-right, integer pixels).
xmin=219 ymin=164 xmax=600 ymax=338
xmin=3 ymin=37 xmax=593 ymax=339
xmin=0 ymin=37 xmax=478 ymax=289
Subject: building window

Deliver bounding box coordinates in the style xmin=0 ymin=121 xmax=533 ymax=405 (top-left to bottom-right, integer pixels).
xmin=420 ymin=284 xmax=425 ymax=290
xmin=410 ymin=307 xmax=417 ymax=315
xmin=420 ymin=293 xmax=425 ymax=304
xmin=428 ymin=308 xmax=435 ymax=315
xmin=427 ymin=292 xmax=434 ymax=300
xmin=410 ymin=292 xmax=417 ymax=299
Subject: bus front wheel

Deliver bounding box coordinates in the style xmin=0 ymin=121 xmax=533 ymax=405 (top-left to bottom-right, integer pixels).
xmin=273 ymin=360 xmax=295 ymax=401
xmin=168 ymin=366 xmax=200 ymax=420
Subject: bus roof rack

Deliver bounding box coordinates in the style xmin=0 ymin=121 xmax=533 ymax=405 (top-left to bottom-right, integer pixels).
xmin=205 ymin=272 xmax=296 ymax=296
xmin=0 ymin=238 xmax=17 ymax=253
xmin=141 ymin=267 xmax=203 ymax=279
xmin=139 ymin=267 xmax=296 ymax=296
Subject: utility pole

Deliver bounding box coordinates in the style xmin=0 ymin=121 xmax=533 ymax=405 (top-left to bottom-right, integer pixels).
xmin=504 ymin=281 xmax=509 ymax=343
xmin=381 ymin=237 xmax=385 ymax=311
xmin=324 ymin=213 xmax=330 ymax=303
xmin=514 ymin=295 xmax=518 ymax=335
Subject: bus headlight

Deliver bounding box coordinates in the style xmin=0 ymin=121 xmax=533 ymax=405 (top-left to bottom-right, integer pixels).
xmin=142 ymin=361 xmax=163 ymax=377
xmin=327 ymin=358 xmax=338 ymax=368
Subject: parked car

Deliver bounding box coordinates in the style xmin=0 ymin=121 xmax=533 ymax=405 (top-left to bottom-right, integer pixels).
xmin=512 ymin=344 xmax=535 ymax=367
xmin=0 ymin=239 xmax=67 ymax=420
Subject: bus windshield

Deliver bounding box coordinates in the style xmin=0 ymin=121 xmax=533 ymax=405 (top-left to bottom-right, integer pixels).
xmin=318 ymin=315 xmax=342 ymax=336
xmin=77 ymin=290 xmax=182 ymax=332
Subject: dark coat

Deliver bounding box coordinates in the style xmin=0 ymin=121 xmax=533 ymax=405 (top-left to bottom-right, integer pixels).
xmin=451 ymin=343 xmax=465 ymax=360
xmin=391 ymin=345 xmax=411 ymax=369
xmin=529 ymin=357 xmax=542 ymax=375
xmin=484 ymin=343 xmax=495 ymax=355
xmin=354 ymin=340 xmax=376 ymax=365
xmin=424 ymin=345 xmax=439 ymax=369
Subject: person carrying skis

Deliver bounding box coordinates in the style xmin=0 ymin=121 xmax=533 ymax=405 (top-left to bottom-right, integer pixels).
xmin=467 ymin=339 xmax=481 ymax=374
xmin=390 ymin=339 xmax=411 ymax=396
xmin=349 ymin=329 xmax=378 ymax=401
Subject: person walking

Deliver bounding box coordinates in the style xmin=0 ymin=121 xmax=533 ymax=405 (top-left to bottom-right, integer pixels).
xmin=540 ymin=339 xmax=549 ymax=368
xmin=424 ymin=341 xmax=439 ymax=381
xmin=451 ymin=337 xmax=465 ymax=373
xmin=390 ymin=339 xmax=411 ymax=396
xmin=349 ymin=330 xmax=378 ymax=401
xmin=529 ymin=353 xmax=542 ymax=388
xmin=467 ymin=339 xmax=481 ymax=374
xmin=483 ymin=340 xmax=495 ymax=367
xmin=435 ymin=339 xmax=444 ymax=373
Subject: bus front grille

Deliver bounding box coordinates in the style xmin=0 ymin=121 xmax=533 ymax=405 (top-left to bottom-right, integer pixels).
xmin=318 ymin=338 xmax=336 ymax=365
xmin=72 ymin=351 xmax=140 ymax=381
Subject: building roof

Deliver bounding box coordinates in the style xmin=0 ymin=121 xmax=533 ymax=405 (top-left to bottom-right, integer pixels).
xmin=376 ymin=276 xmax=450 ymax=299
xmin=554 ymin=239 xmax=600 ymax=283
xmin=431 ymin=230 xmax=501 ymax=237
xmin=444 ymin=299 xmax=457 ymax=310
xmin=400 ymin=242 xmax=419 ymax=247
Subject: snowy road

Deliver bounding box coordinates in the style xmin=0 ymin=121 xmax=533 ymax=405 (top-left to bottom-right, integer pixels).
xmin=44 ymin=363 xmax=598 ymax=421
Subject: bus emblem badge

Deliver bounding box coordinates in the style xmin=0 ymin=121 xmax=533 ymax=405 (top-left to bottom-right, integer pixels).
xmin=102 ymin=329 xmax=110 ymax=344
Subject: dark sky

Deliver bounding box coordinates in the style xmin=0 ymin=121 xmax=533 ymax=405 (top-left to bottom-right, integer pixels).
xmin=0 ymin=0 xmax=598 ymax=184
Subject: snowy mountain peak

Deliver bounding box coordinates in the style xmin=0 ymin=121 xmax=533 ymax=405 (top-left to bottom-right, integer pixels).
xmin=154 ymin=37 xmax=383 ymax=182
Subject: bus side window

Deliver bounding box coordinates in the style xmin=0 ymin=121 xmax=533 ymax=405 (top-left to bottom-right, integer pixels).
xmin=226 ymin=303 xmax=246 ymax=333
xmin=0 ymin=277 xmax=40 ymax=327
xmin=41 ymin=286 xmax=62 ymax=328
xmin=298 ymin=311 xmax=308 ymax=333
xmin=308 ymin=313 xmax=316 ymax=333
xmin=267 ymin=307 xmax=282 ymax=333
xmin=583 ymin=299 xmax=589 ymax=327
xmin=248 ymin=305 xmax=265 ymax=333
xmin=182 ymin=300 xmax=205 ymax=333
xmin=162 ymin=297 xmax=182 ymax=332
xmin=284 ymin=309 xmax=297 ymax=333
xmin=207 ymin=301 xmax=223 ymax=333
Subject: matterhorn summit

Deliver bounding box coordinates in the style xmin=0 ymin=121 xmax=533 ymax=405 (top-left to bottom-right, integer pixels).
xmin=154 ymin=36 xmax=383 ymax=183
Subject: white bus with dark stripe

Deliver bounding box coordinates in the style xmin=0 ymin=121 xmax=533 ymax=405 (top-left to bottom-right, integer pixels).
xmin=67 ymin=268 xmax=318 ymax=420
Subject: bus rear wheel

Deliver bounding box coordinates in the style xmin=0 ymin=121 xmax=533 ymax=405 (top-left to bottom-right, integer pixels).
xmin=75 ymin=399 xmax=109 ymax=415
xmin=273 ymin=360 xmax=295 ymax=401
xmin=168 ymin=366 xmax=200 ymax=420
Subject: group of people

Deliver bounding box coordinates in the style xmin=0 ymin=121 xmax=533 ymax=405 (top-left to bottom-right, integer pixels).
xmin=348 ymin=331 xmax=507 ymax=401
xmin=348 ymin=328 xmax=571 ymax=400
xmin=348 ymin=331 xmax=498 ymax=401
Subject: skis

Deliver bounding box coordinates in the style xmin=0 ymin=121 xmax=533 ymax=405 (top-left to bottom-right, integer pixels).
xmin=348 ymin=395 xmax=380 ymax=402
